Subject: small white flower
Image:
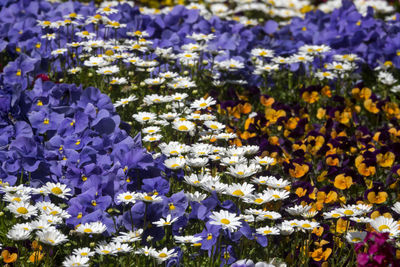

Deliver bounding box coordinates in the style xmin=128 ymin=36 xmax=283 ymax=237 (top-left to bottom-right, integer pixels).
xmin=76 ymin=221 xmax=107 ymax=234
xmin=36 ymin=228 xmax=68 ymax=246
xmin=63 ymin=255 xmax=90 ymax=267
xmin=114 ymin=95 xmax=138 ymax=108
xmin=209 ymin=210 xmax=242 ymax=232
xmin=7 ymin=202 xmax=37 ymax=219
xmin=153 ymin=214 xmax=178 ymax=227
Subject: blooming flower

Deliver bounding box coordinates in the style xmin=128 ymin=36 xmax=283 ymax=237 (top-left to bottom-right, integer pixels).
xmin=209 ymin=210 xmax=242 ymax=232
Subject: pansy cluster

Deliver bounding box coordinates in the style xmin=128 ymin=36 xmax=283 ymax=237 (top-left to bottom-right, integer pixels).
xmin=0 ymin=0 xmax=400 ymax=266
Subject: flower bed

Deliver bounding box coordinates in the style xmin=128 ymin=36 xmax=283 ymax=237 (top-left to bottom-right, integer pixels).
xmin=0 ymin=0 xmax=399 ymax=266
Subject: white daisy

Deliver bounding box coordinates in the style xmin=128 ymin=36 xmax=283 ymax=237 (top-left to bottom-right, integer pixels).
xmin=209 ymin=210 xmax=242 ymax=232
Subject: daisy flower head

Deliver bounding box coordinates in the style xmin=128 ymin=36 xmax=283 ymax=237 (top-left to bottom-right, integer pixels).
xmin=190 ymin=143 xmax=214 ymax=157
xmin=6 ymin=227 xmax=31 ymax=241
xmin=220 ymin=156 xmax=247 ymax=166
xmin=76 ymin=221 xmax=107 ymax=235
xmin=51 ymin=48 xmax=67 ymax=56
xmin=191 ymin=96 xmax=216 ymax=110
xmin=392 ymin=202 xmax=400 ymax=214
xmin=160 ymin=112 xmax=178 ymax=121
xmin=181 ymin=43 xmax=206 ymax=52
xmin=63 ymin=255 xmax=90 ymax=267
xmin=1 ymin=184 xmax=32 ymax=195
xmin=254 ymin=64 xmax=280 ymax=75
xmin=186 ymin=191 xmax=208 ymax=202
xmin=174 ymin=235 xmax=202 ymax=244
xmin=153 ymin=214 xmax=178 ymax=227
xmin=203 ymin=120 xmax=226 ymax=131
xmin=95 ymin=242 xmax=117 ymax=256
xmin=75 ymin=30 xmax=96 ymax=39
xmin=160 ymin=141 xmax=190 ymax=156
xmin=209 ymin=209 xmax=242 ymax=232
xmin=143 ymin=134 xmax=162 ymax=143
xmin=116 ymin=191 xmax=137 ymax=204
xmin=256 ymin=226 xmax=280 ymax=236
xmin=278 ymin=223 xmax=295 ymax=235
xmin=7 ymin=202 xmax=37 ymax=219
xmin=143 ymin=94 xmax=171 ymax=105
xmin=138 ymin=193 xmax=163 ymax=203
xmin=264 ymin=177 xmax=290 ymax=189
xmin=42 ymin=33 xmax=57 ymax=40
xmin=97 ymin=6 xmax=119 ymax=15
xmin=215 ymin=133 xmax=237 ymax=141
xmin=299 ymin=44 xmax=331 ymax=55
xmin=96 ymin=65 xmax=119 ymax=75
xmin=36 ymin=228 xmax=68 ymax=246
xmin=132 ymin=112 xmax=156 ymax=124
xmin=83 ymin=56 xmax=107 ymax=67
xmin=290 ymin=53 xmax=314 ymax=64
xmin=10 ymin=223 xmax=32 ymax=232
xmin=285 ymin=205 xmax=312 ymax=216
xmin=226 ymin=182 xmax=255 ymax=199
xmin=216 ymin=58 xmax=245 ymax=71
xmin=345 ymin=231 xmax=367 ymax=244
xmin=68 ymin=67 xmax=82 ymax=75
xmin=296 ymin=220 xmax=320 ymax=231
xmin=151 ymin=248 xmax=178 ymax=263
xmin=226 ymin=163 xmax=261 ymax=179
xmin=136 ymin=246 xmax=157 ymax=257
xmin=301 ymin=210 xmax=318 ymax=219
xmin=253 ymin=156 xmax=274 ymax=166
xmin=243 ymin=193 xmax=273 ymax=205
xmin=256 ymin=211 xmax=282 ymax=221
xmin=172 ymin=120 xmax=196 ymax=133
xmin=333 ymin=54 xmax=360 ymax=62
xmin=43 ymin=182 xmax=72 ymax=199
xmin=164 ymin=157 xmax=186 ymax=170
xmin=265 ymin=189 xmax=290 ymax=201
xmin=185 ymin=157 xmax=209 ymax=168
xmin=114 ymin=95 xmax=137 ymax=108
xmin=326 ymin=61 xmax=353 ymax=72
xmin=251 ymin=48 xmax=274 ymax=58
xmin=322 ymin=210 xmax=344 ymax=219
xmin=3 ymin=193 xmax=31 ymax=204
xmin=315 ymin=71 xmax=337 ymax=80
xmin=370 ymin=216 xmax=400 ymax=237
xmin=187 ymin=32 xmax=215 ymax=42
xmin=127 ymin=30 xmax=149 ymax=38
xmin=113 ymin=229 xmax=143 ymax=243
xmin=349 ymin=217 xmax=373 ymax=224
xmin=110 ymin=77 xmax=128 ymax=85
xmin=171 ymin=93 xmax=189 ymax=102
xmin=144 ymin=77 xmax=165 ymax=86
xmin=112 ymin=242 xmax=133 ymax=253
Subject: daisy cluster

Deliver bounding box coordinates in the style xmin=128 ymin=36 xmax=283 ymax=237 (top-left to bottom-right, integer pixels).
xmin=0 ymin=0 xmax=400 ymax=266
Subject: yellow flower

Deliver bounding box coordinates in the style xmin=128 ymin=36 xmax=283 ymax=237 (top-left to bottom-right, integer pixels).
xmin=376 ymin=152 xmax=395 ymax=168
xmin=317 ymin=108 xmax=326 ymax=120
xmin=336 ymin=218 xmax=350 ymax=234
xmin=334 ymin=174 xmax=353 ymax=190
xmin=302 ymin=91 xmax=320 ymax=104
xmin=260 ymin=96 xmax=274 ymax=107
xmin=367 ymin=191 xmax=388 ymax=204
xmin=2 ymin=250 xmax=18 ymax=264
xmin=289 ymin=163 xmax=309 ymax=178
xmin=326 ymin=156 xmax=339 ymax=167
xmin=364 ymin=99 xmax=379 ymax=114
xmin=310 ymin=248 xmax=332 ymax=262
xmin=265 ymin=108 xmax=286 ymax=124
xmin=321 ymin=86 xmax=332 ymax=97
xmin=29 ymin=251 xmax=44 ymax=263
xmin=357 ymin=163 xmax=376 ymax=177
